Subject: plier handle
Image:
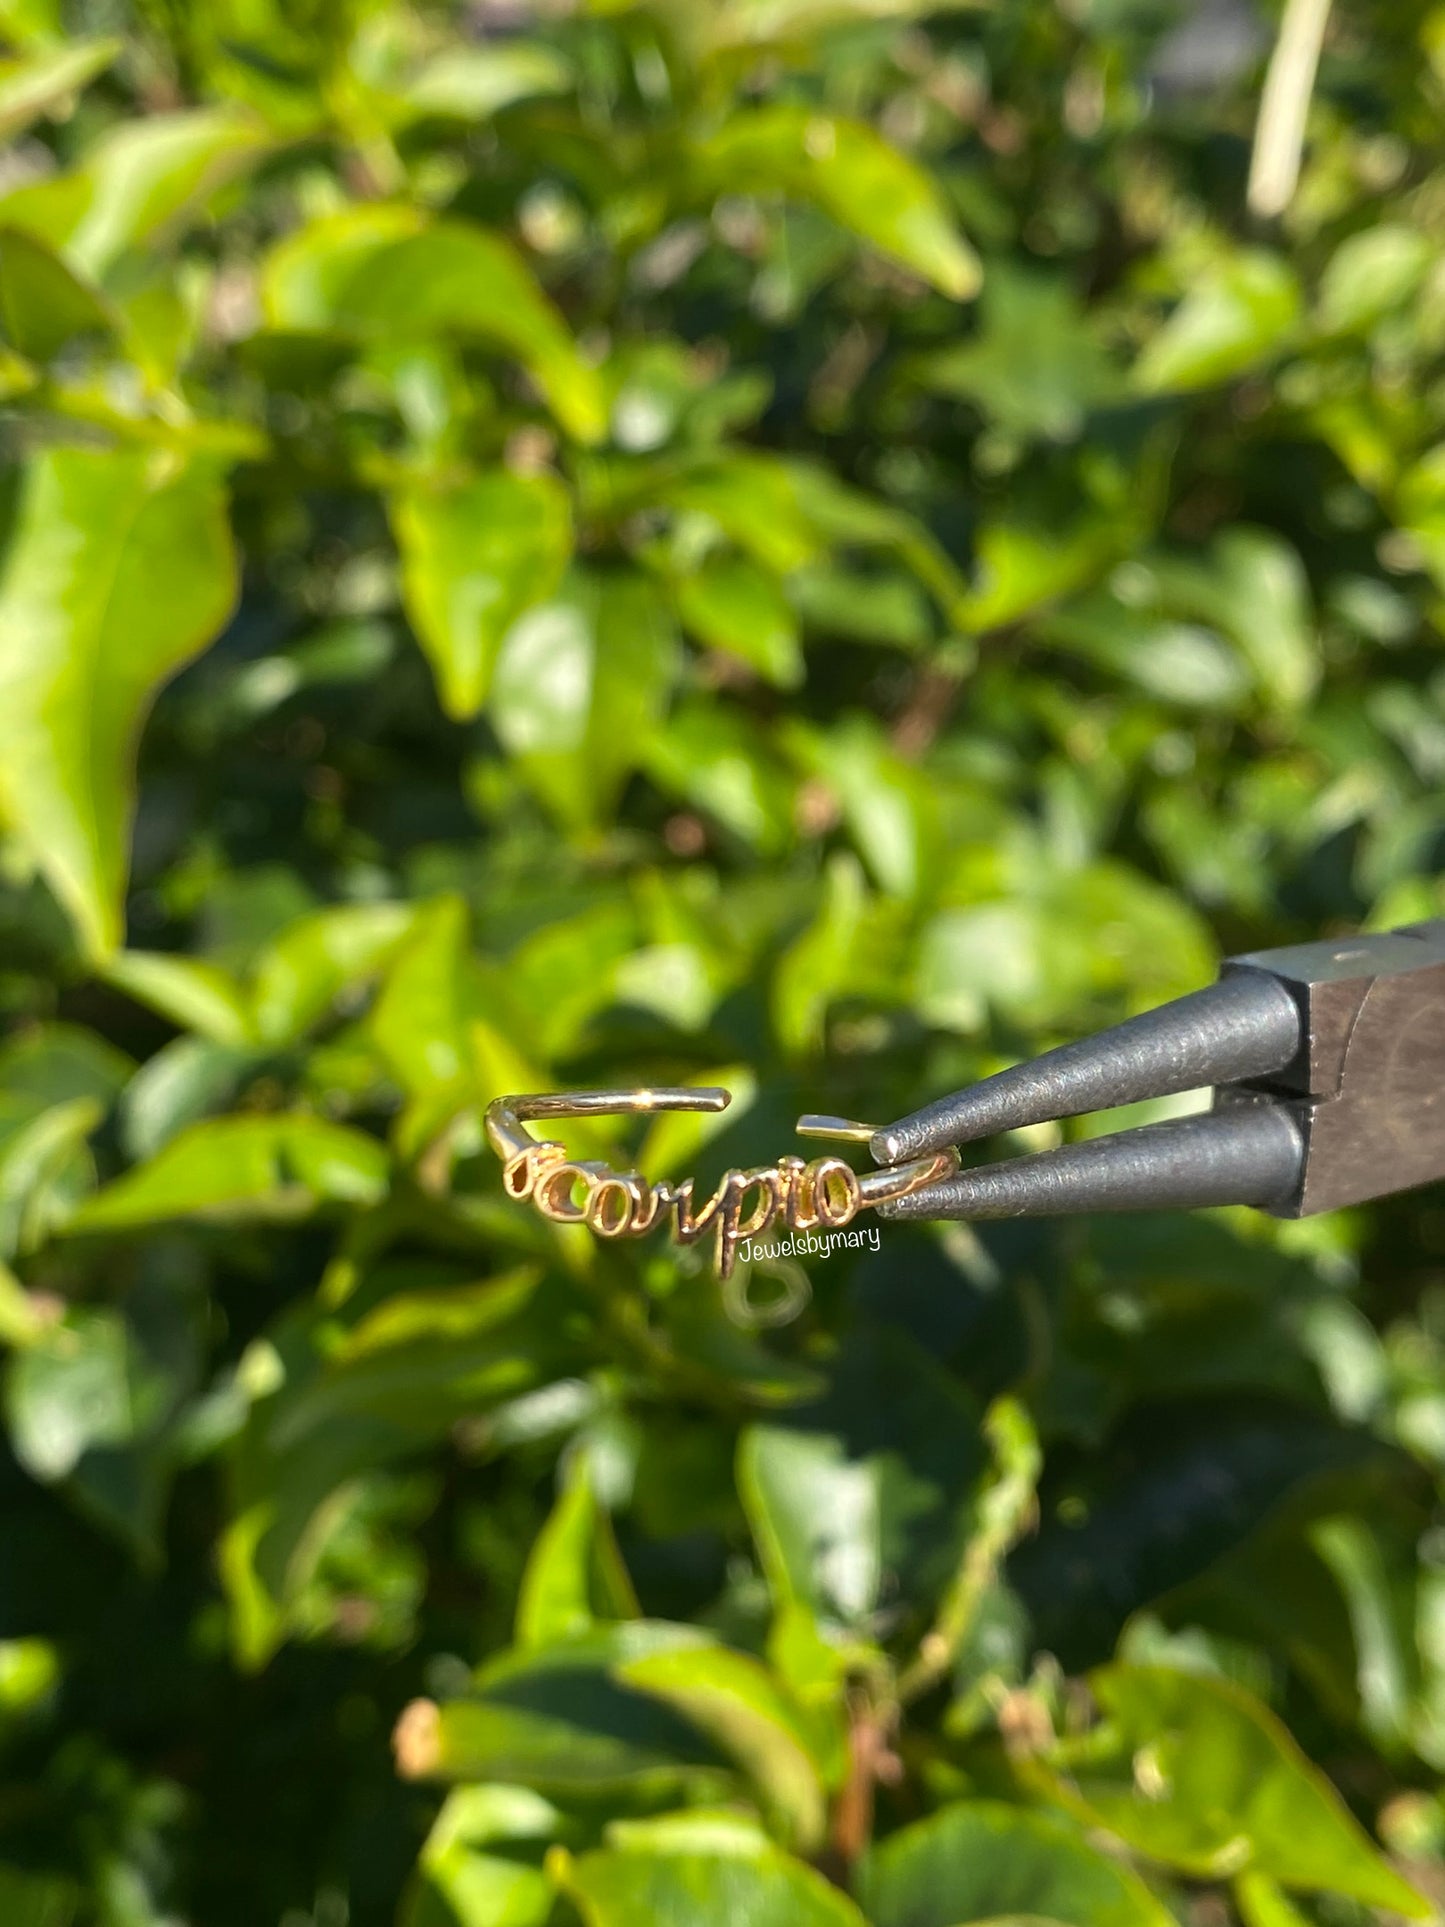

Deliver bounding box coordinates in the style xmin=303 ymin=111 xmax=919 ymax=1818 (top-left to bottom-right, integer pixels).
xmin=873 ymin=920 xmax=1445 ymax=1223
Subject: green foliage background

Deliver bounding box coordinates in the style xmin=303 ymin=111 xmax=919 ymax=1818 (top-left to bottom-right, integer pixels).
xmin=1 ymin=0 xmax=1445 ymax=1920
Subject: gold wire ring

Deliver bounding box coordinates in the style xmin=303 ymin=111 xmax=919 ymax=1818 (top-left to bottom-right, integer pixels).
xmin=484 ymin=1088 xmax=959 ymax=1280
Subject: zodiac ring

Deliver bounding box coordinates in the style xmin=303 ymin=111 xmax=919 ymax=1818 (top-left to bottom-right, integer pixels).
xmin=484 ymin=1087 xmax=960 ymax=1280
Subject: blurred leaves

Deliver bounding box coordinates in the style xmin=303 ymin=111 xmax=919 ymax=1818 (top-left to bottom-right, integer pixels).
xmin=1036 ymin=1664 xmax=1427 ymax=1912
xmin=0 ymin=0 xmax=1441 ymax=1920
xmin=0 ymin=447 xmax=236 ymax=960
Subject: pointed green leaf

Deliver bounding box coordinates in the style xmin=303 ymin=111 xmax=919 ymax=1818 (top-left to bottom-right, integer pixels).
xmin=770 ymin=852 xmax=866 ymax=1057
xmin=0 ymin=227 xmax=116 ymax=361
xmin=618 ymin=1643 xmax=831 ymax=1853
xmin=104 ymin=952 xmax=253 ymax=1047
xmin=560 ymin=1827 xmax=869 ymax=1927
xmin=517 ymin=1454 xmax=639 ymax=1650
xmin=1134 ymin=252 xmax=1300 ymax=394
xmin=249 ymin=901 xmax=419 ymax=1046
xmin=1040 ymin=1663 xmax=1428 ymax=1912
xmin=698 ymin=106 xmax=979 ymax=299
xmin=394 ymin=468 xmax=573 ymax=719
xmin=1317 ymin=225 xmax=1430 ymax=336
xmin=0 ymin=1096 xmax=102 ymax=1259
xmin=263 ymin=211 xmax=605 ymax=441
xmin=0 ymin=447 xmax=237 ymax=960
xmin=740 ymin=1423 xmax=882 ymax=1624
xmin=66 ymin=1115 xmax=388 ymax=1231
xmin=858 ymin=1801 xmax=1174 ymax=1927
xmin=407 ymin=1785 xmax=562 ymax=1927
xmin=397 ymin=41 xmax=571 ymax=122
xmin=491 ymin=570 xmax=679 ymax=833
xmin=0 ymin=36 xmax=118 ymax=141
xmin=401 ymin=1625 xmax=728 ymax=1794
xmin=673 ymin=555 xmax=803 ymax=688
xmin=0 ymin=106 xmax=272 ymax=277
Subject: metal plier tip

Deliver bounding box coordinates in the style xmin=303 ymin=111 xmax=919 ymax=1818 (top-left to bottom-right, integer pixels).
xmin=872 ymin=919 xmax=1445 ymax=1223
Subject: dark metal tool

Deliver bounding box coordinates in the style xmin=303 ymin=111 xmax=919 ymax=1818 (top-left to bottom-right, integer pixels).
xmin=873 ymin=919 xmax=1445 ymax=1223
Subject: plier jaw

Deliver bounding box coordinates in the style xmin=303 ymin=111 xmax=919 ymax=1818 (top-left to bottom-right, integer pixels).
xmin=873 ymin=919 xmax=1445 ymax=1224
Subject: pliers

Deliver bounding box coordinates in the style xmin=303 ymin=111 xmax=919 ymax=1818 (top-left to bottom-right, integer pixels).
xmin=871 ymin=919 xmax=1445 ymax=1224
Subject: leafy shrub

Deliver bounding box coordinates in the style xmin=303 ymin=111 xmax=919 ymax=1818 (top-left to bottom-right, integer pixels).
xmin=0 ymin=0 xmax=1443 ymax=1921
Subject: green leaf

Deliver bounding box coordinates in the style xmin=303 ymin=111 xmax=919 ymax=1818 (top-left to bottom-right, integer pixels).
xmin=698 ymin=106 xmax=980 ymax=299
xmin=0 ymin=106 xmax=272 ymax=277
xmin=559 ymin=1826 xmax=869 ymax=1927
xmin=7 ymin=1306 xmax=153 ymax=1483
xmin=649 ymin=452 xmax=822 ymax=573
xmin=370 ymin=894 xmax=473 ymax=1107
xmin=5 ymin=1276 xmax=201 ymax=1558
xmin=910 ymin=265 xmax=1122 ymax=440
xmin=739 ymin=1329 xmax=987 ymax=1638
xmin=516 ymin=1453 xmax=639 ymax=1649
xmin=787 ymin=714 xmax=930 ymax=896
xmin=1147 ymin=530 xmax=1319 ymax=712
xmin=1234 ymin=1870 xmax=1317 ymax=1927
xmin=0 ymin=1096 xmax=102 ymax=1259
xmin=394 ymin=468 xmax=573 ymax=719
xmin=0 ymin=228 xmax=117 ymax=361
xmin=104 ymin=951 xmax=253 ymax=1047
xmin=490 ymin=570 xmax=679 ymax=833
xmin=1038 ymin=1663 xmax=1428 ymax=1911
xmin=770 ymin=853 xmax=866 ymax=1057
xmin=401 ymin=1625 xmax=730 ymax=1794
xmin=0 ymin=36 xmax=118 ymax=140
xmin=690 ymin=0 xmax=958 ymax=48
xmin=955 ymin=515 xmax=1126 ymax=635
xmin=1134 ymin=252 xmax=1300 ymax=393
xmin=1039 ymin=600 xmax=1250 ymax=712
xmin=644 ymin=701 xmax=796 ymax=853
xmin=119 ymin=1038 xmax=261 ymax=1160
xmin=67 ymin=1114 xmax=388 ymax=1231
xmin=858 ymin=1800 xmax=1174 ymax=1927
xmin=1316 ymin=225 xmax=1430 ymax=335
xmin=248 ymin=901 xmax=419 ymax=1047
xmin=0 ymin=447 xmax=237 ymax=961
xmin=397 ymin=41 xmax=571 ymax=122
xmin=262 ymin=210 xmax=606 ymax=442
xmin=618 ymin=1643 xmax=831 ymax=1853
xmin=406 ymin=1785 xmax=562 ymax=1927
xmin=673 ymin=555 xmax=803 ymax=689
xmin=739 ymin=1424 xmax=882 ymax=1625
xmin=225 ymin=1268 xmax=560 ymax=1666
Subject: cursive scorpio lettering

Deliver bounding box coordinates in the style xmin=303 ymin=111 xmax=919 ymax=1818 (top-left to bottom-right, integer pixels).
xmin=485 ymin=1088 xmax=959 ymax=1279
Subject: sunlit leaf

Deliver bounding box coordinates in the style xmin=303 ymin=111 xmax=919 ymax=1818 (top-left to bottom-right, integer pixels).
xmin=490 ymin=569 xmax=679 ymax=833
xmin=673 ymin=554 xmax=803 ymax=689
xmin=1135 ymin=252 xmax=1300 ymax=393
xmin=394 ymin=468 xmax=573 ymax=719
xmin=0 ymin=106 xmax=272 ymax=276
xmin=859 ymin=1800 xmax=1173 ymax=1927
xmin=398 ymin=42 xmax=571 ymax=122
xmin=262 ymin=210 xmax=606 ymax=441
xmin=104 ymin=951 xmax=253 ymax=1047
xmin=67 ymin=1114 xmax=388 ymax=1230
xmin=0 ymin=447 xmax=237 ymax=960
xmin=559 ymin=1824 xmax=869 ymax=1927
xmin=0 ymin=35 xmax=118 ymax=140
xmin=0 ymin=227 xmax=117 ymax=361
xmin=516 ymin=1453 xmax=638 ymax=1649
xmin=698 ymin=106 xmax=980 ymax=299
xmin=618 ymin=1642 xmax=831 ymax=1852
xmin=1037 ymin=1663 xmax=1428 ymax=1911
